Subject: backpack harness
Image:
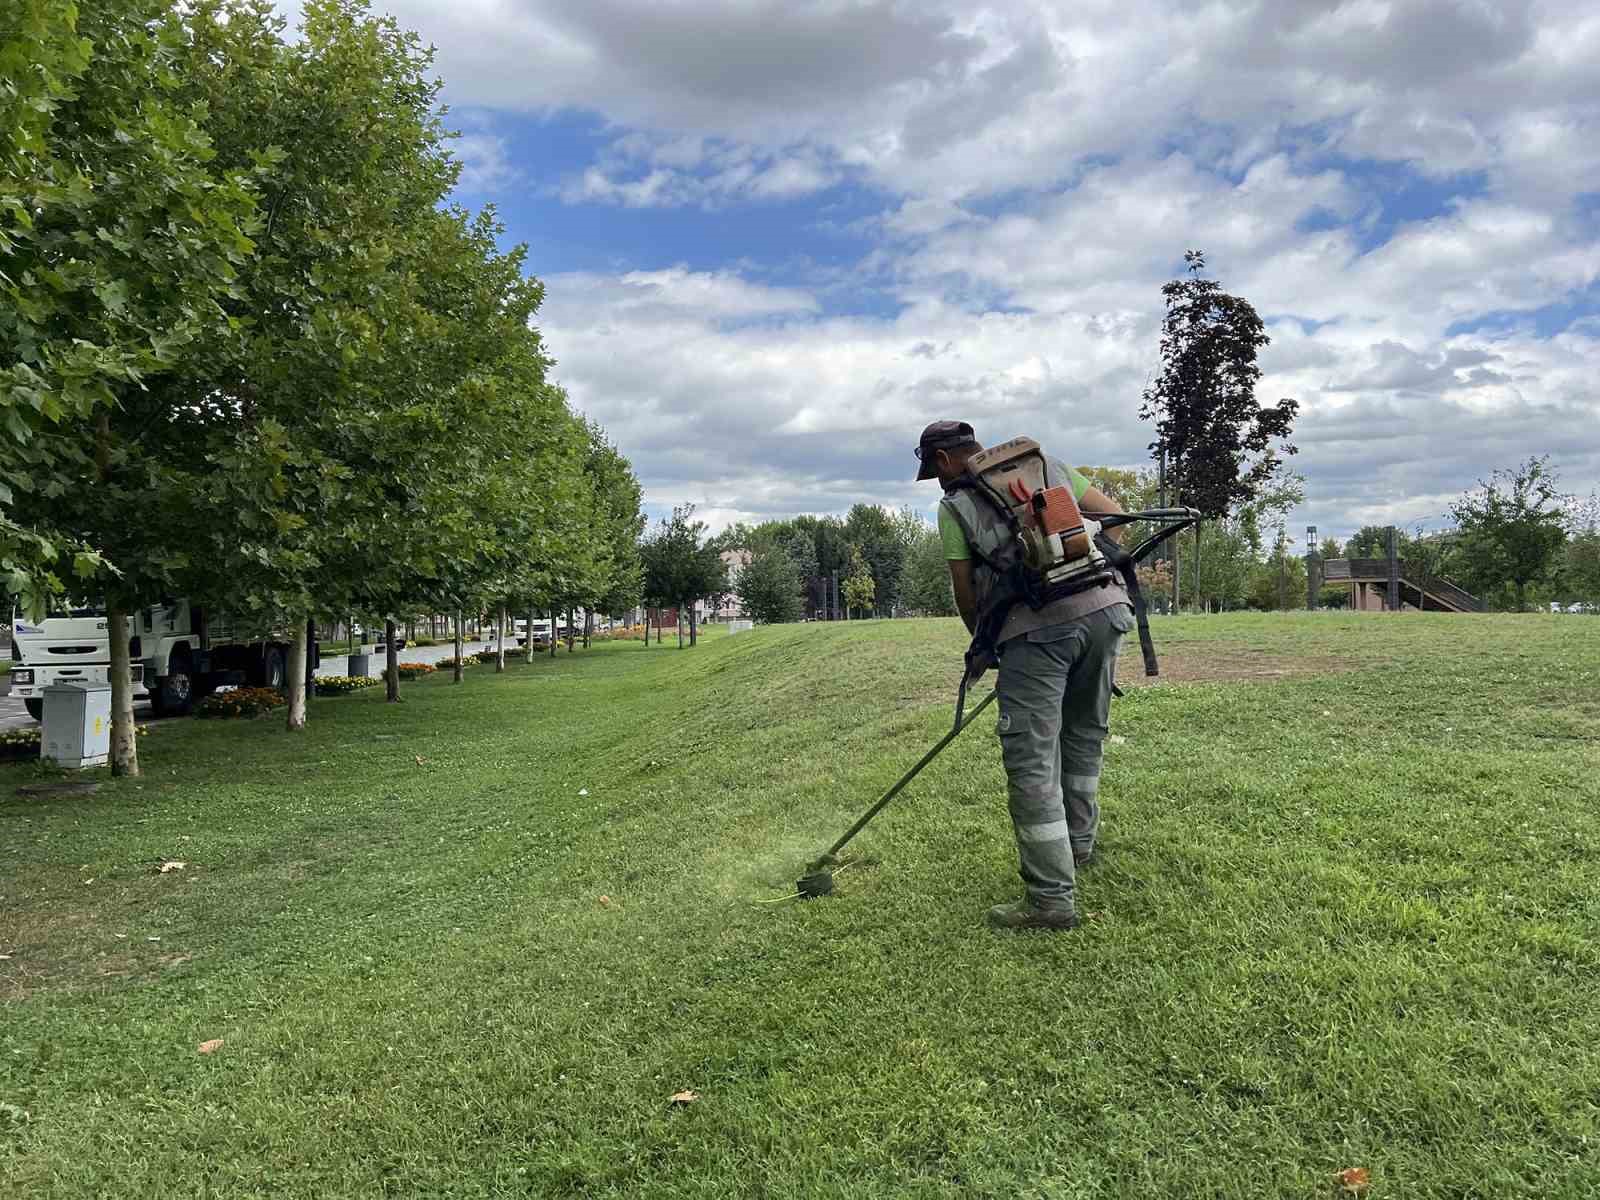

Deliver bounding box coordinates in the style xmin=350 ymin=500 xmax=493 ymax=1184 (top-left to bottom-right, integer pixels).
xmin=943 ymin=438 xmax=1199 ymax=728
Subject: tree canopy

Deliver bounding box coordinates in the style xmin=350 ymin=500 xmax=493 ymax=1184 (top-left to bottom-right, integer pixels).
xmin=1451 ymin=456 xmax=1570 ymax=610
xmin=0 ymin=0 xmax=643 ymax=767
xmin=1140 ymin=250 xmax=1299 ymax=519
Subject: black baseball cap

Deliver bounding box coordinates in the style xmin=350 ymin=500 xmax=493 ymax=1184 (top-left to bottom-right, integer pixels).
xmin=914 ymin=420 xmax=977 ymax=480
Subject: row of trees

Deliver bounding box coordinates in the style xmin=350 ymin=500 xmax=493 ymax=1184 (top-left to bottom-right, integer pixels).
xmin=711 ymin=505 xmax=949 ymax=624
xmin=1 ymin=0 xmax=644 ymax=774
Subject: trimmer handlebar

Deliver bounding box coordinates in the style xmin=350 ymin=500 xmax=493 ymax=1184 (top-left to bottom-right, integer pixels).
xmin=1096 ymin=506 xmax=1202 ymax=529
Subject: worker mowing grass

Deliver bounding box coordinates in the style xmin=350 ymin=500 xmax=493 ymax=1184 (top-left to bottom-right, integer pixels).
xmin=917 ymin=420 xmax=1136 ymax=932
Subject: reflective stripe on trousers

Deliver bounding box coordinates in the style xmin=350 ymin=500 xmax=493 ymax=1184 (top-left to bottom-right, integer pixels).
xmin=993 ymin=602 xmax=1134 ymax=913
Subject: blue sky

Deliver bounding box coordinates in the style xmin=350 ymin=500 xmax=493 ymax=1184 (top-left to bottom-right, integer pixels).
xmin=284 ymin=0 xmax=1600 ymax=546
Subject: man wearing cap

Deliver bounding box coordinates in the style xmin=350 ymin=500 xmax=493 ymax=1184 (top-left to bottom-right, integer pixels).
xmin=915 ymin=420 xmax=1134 ymax=931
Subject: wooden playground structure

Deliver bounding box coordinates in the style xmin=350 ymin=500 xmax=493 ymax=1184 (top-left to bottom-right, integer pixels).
xmin=1310 ymin=527 xmax=1484 ymax=612
xmin=1320 ymin=558 xmax=1485 ymax=612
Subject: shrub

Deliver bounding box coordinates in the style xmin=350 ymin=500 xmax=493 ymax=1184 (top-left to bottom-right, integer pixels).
xmin=594 ymin=623 xmax=647 ymax=642
xmin=396 ymin=662 xmax=435 ymax=680
xmin=195 ymin=687 xmax=287 ymax=718
xmin=1 ymin=724 xmax=150 ymax=760
xmin=314 ymin=675 xmax=381 ymax=697
xmin=1 ymin=726 xmax=42 ymax=760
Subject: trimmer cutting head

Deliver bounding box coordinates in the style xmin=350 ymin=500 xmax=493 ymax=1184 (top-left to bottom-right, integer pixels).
xmin=796 ymin=871 xmax=835 ymax=898
xmin=797 ymin=854 xmax=841 ymax=899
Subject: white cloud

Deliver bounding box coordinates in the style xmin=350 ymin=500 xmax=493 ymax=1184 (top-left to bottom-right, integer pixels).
xmin=269 ymin=0 xmax=1600 ymax=540
xmin=557 ymin=137 xmax=842 ymax=209
xmin=451 ymin=133 xmax=519 ymax=195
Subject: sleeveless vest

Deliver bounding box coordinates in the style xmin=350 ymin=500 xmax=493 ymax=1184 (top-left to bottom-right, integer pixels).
xmin=940 ymin=453 xmax=1129 ymax=641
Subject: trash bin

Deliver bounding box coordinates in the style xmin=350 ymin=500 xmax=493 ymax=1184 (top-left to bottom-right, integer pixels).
xmin=347 ymin=652 xmax=373 ymax=677
xmin=42 ymin=681 xmax=112 ymax=769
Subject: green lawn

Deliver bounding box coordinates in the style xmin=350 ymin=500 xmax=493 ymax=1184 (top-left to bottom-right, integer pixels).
xmin=3 ymin=614 xmax=1598 ymax=1197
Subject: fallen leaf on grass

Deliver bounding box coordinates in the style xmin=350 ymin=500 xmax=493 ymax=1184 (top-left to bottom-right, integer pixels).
xmin=1336 ymin=1167 xmax=1371 ymax=1194
xmin=1108 ymin=735 xmax=1127 ymax=746
xmin=669 ymin=1090 xmax=698 ymax=1105
xmin=598 ymin=895 xmax=614 ymax=908
xmin=158 ymin=860 xmax=186 ymax=873
xmin=197 ymin=1038 xmax=224 ymax=1055
xmin=414 ymin=755 xmax=428 ymax=766
xmin=578 ymin=788 xmax=589 ymax=796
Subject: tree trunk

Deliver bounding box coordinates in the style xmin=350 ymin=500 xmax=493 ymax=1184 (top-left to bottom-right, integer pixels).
xmin=677 ymin=608 xmax=683 ymax=649
xmin=584 ymin=609 xmax=592 ymax=649
xmin=1194 ymin=523 xmax=1203 ymax=614
xmin=385 ymin=618 xmax=400 ymax=701
xmin=1516 ymin=580 xmax=1526 ymax=611
xmin=495 ymin=605 xmax=507 ymax=672
xmin=453 ymin=609 xmax=465 ymax=683
xmin=305 ymin=616 xmax=316 ymax=688
xmin=550 ymin=608 xmax=558 ymax=658
xmin=287 ymin=617 xmax=309 ymax=730
xmin=107 ymin=600 xmax=140 ymax=776
xmin=526 ymin=603 xmax=537 ymax=664
xmin=689 ymin=602 xmax=697 ymax=647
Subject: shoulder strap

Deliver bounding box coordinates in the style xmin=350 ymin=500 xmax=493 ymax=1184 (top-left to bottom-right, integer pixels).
xmin=941 ymin=479 xmax=1009 ymax=573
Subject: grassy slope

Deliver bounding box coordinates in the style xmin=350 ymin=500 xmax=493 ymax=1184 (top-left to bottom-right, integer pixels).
xmin=2 ymin=615 xmax=1598 ymax=1198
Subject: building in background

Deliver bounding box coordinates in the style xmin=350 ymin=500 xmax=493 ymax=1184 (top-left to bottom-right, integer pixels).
xmin=697 ymin=549 xmax=752 ymax=622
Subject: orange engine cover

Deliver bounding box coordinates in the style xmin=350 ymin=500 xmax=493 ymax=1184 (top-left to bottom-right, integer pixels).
xmin=1035 ymin=486 xmax=1084 ymax=536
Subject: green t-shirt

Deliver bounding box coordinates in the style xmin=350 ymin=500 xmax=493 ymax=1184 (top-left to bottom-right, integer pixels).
xmin=938 ymin=465 xmax=1094 ymax=560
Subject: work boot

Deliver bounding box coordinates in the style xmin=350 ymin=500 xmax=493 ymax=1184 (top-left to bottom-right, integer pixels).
xmin=985 ymin=900 xmax=1080 ymax=931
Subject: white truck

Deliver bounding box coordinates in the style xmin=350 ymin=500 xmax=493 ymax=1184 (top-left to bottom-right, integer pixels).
xmin=9 ymin=599 xmax=315 ymax=719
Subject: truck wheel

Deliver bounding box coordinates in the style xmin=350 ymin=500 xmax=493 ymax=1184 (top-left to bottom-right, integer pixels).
xmin=24 ymin=699 xmax=43 ymax=722
xmin=151 ymin=651 xmax=196 ymax=717
xmin=262 ymin=647 xmax=286 ymax=690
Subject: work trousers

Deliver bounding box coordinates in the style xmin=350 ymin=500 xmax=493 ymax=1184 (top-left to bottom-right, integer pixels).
xmin=993 ymin=602 xmax=1134 ymax=914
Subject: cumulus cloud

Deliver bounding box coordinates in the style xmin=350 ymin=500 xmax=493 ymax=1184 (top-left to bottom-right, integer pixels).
xmin=451 ymin=133 xmax=519 ymax=195
xmin=267 ymin=0 xmax=1600 ymax=539
xmin=558 ymin=138 xmax=842 ymax=208
xmin=538 ymin=254 xmax=1600 ymax=539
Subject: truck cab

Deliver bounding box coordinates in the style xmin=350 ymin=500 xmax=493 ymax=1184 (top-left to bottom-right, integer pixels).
xmin=10 ymin=599 xmax=315 ymax=720
xmin=9 ymin=602 xmax=147 ymax=721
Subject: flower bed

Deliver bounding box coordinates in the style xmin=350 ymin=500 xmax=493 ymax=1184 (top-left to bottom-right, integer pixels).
xmin=1 ymin=726 xmax=43 ymax=761
xmin=1 ymin=724 xmax=152 ymax=761
xmin=436 ymin=652 xmax=500 ymax=670
xmin=395 ymin=662 xmax=436 ymax=680
xmin=314 ymin=675 xmax=381 ymax=697
xmin=195 ymin=687 xmax=287 ymax=719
